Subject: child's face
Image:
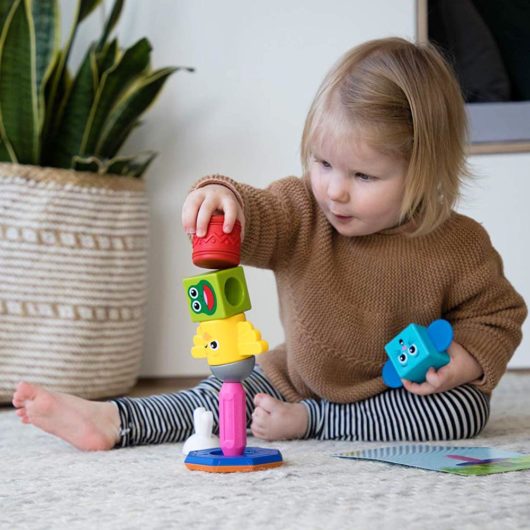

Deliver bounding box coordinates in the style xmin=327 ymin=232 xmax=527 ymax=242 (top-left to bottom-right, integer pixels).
xmin=309 ymin=134 xmax=407 ymax=237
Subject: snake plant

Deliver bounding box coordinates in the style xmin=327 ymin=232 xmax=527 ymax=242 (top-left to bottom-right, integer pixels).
xmin=0 ymin=0 xmax=191 ymax=177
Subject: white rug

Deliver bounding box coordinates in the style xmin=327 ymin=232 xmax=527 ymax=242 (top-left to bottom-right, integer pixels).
xmin=1 ymin=373 xmax=530 ymax=530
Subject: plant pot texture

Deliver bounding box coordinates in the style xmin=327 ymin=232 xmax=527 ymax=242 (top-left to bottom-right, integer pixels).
xmin=0 ymin=163 xmax=149 ymax=401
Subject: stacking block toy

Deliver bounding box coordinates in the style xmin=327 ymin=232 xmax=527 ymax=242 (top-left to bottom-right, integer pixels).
xmin=192 ymin=215 xmax=242 ymax=269
xmin=182 ymin=215 xmax=283 ymax=473
xmin=191 ymin=313 xmax=268 ymax=366
xmin=182 ymin=407 xmax=219 ymax=455
xmin=219 ymin=382 xmax=246 ymax=456
xmin=382 ymin=319 xmax=453 ymax=388
xmin=185 ymin=447 xmax=283 ymax=473
xmin=183 ymin=266 xmax=251 ymax=322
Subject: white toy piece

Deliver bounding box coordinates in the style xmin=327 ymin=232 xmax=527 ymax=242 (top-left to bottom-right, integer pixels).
xmin=182 ymin=407 xmax=220 ymax=455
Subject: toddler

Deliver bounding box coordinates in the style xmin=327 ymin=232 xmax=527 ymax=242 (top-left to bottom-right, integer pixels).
xmin=12 ymin=37 xmax=527 ymax=450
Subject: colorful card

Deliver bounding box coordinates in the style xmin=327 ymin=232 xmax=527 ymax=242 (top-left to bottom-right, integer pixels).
xmin=333 ymin=445 xmax=530 ymax=476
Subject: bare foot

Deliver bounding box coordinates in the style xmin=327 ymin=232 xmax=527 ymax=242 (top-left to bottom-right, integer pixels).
xmin=12 ymin=381 xmax=121 ymax=451
xmin=250 ymin=393 xmax=308 ymax=441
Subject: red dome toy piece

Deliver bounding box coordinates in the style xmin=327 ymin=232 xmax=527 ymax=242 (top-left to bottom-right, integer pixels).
xmin=192 ymin=215 xmax=241 ymax=269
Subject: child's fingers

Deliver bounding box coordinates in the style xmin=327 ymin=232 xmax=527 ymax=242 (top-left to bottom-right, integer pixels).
xmin=221 ymin=200 xmax=239 ymax=234
xmin=182 ymin=184 xmax=243 ymax=238
xmin=402 ymin=379 xmax=435 ymax=396
xmin=195 ymin=200 xmax=220 ymax=237
xmin=403 ymin=366 xmax=455 ymax=396
xmin=425 ymin=367 xmax=443 ymax=387
xmin=181 ymin=191 xmax=205 ymax=234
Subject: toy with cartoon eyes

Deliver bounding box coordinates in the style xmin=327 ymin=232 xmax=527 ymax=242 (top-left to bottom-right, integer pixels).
xmin=382 ymin=319 xmax=453 ymax=388
xmin=190 ymin=313 xmax=268 ymax=368
xmin=182 ymin=215 xmax=283 ymax=472
xmin=187 ymin=280 xmax=217 ymax=316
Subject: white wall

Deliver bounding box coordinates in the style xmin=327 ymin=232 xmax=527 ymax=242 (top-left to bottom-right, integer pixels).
xmin=74 ymin=1 xmax=528 ymax=375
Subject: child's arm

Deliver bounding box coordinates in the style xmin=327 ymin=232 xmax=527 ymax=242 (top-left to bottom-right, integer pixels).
xmin=406 ymin=227 xmax=527 ymax=396
xmin=182 ymin=175 xmax=313 ymax=270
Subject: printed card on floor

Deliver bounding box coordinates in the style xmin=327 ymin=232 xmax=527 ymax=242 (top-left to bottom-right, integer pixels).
xmin=333 ymin=444 xmax=530 ymax=476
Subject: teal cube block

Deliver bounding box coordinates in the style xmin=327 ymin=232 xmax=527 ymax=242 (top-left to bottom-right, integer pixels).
xmin=182 ymin=266 xmax=251 ymax=322
xmin=384 ymin=321 xmax=452 ymax=385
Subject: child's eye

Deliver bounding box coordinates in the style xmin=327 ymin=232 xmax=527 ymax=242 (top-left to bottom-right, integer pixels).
xmin=320 ymin=160 xmax=332 ymax=169
xmin=355 ymin=172 xmax=374 ymax=181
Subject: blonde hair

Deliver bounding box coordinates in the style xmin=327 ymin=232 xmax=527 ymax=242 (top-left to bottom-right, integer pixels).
xmin=301 ymin=37 xmax=469 ymax=236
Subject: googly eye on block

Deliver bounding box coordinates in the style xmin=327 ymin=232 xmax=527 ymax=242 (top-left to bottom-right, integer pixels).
xmin=382 ymin=319 xmax=453 ymax=388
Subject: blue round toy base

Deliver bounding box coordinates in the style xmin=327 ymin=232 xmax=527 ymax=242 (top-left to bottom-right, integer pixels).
xmin=184 ymin=446 xmax=283 ymax=473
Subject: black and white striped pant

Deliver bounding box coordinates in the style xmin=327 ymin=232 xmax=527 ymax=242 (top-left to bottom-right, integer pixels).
xmin=111 ymin=367 xmax=490 ymax=447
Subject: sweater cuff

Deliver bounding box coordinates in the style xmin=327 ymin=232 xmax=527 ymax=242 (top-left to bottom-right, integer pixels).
xmin=454 ymin=327 xmax=511 ymax=394
xmin=193 ymin=175 xmax=245 ymax=209
xmin=300 ymin=399 xmax=323 ymax=439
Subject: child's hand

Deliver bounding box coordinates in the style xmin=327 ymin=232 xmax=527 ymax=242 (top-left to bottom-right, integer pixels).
xmin=181 ymin=184 xmax=245 ymax=239
xmin=402 ymin=341 xmax=483 ymax=396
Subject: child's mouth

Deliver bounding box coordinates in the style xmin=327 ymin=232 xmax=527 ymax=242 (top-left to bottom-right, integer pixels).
xmin=332 ymin=213 xmax=353 ymax=222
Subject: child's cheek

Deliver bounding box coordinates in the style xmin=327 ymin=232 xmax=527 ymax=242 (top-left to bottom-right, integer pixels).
xmin=309 ymin=172 xmax=321 ymax=198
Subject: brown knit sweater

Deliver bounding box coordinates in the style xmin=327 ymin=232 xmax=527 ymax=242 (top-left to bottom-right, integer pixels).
xmin=195 ymin=175 xmax=527 ymax=403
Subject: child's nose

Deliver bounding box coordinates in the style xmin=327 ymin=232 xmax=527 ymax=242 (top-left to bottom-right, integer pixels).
xmin=327 ymin=174 xmax=350 ymax=202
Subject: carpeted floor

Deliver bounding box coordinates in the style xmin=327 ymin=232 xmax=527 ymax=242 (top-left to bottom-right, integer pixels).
xmin=1 ymin=373 xmax=529 ymax=530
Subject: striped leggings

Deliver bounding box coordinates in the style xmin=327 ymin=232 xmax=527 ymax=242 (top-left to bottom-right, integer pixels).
xmin=111 ymin=368 xmax=490 ymax=447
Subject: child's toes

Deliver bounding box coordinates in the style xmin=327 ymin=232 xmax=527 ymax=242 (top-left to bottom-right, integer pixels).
xmin=15 ymin=409 xmax=29 ymax=423
xmin=13 ymin=381 xmax=38 ymax=403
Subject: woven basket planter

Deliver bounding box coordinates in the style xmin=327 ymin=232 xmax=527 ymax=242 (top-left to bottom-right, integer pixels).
xmin=0 ymin=164 xmax=149 ymax=402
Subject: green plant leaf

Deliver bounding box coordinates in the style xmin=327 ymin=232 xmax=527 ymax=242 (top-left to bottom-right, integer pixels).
xmin=43 ymin=0 xmax=101 ymax=147
xmin=0 ymin=135 xmax=13 ymax=161
xmin=96 ymin=119 xmax=140 ymax=159
xmin=0 ymin=114 xmax=16 ymax=162
xmin=0 ymin=0 xmax=39 ymax=163
xmin=40 ymin=49 xmax=70 ymax=164
xmin=96 ymin=67 xmax=177 ymax=158
xmin=50 ymin=45 xmax=98 ymax=168
xmin=0 ymin=0 xmax=12 ymax=34
xmin=72 ymin=151 xmax=155 ymax=178
xmin=71 ymin=154 xmax=102 ymax=173
xmin=81 ymin=37 xmax=152 ymax=156
xmin=105 ymin=151 xmax=156 ymax=178
xmin=77 ymin=0 xmax=102 ymax=24
xmin=96 ymin=0 xmax=123 ymax=52
xmin=96 ymin=38 xmax=118 ymax=78
xmin=32 ymin=0 xmax=58 ymax=97
xmin=32 ymin=0 xmax=60 ymax=137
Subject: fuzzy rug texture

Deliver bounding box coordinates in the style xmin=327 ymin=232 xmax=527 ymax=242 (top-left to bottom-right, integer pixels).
xmin=1 ymin=373 xmax=530 ymax=530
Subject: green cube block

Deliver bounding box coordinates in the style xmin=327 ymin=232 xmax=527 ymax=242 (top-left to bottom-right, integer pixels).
xmin=182 ymin=266 xmax=251 ymax=322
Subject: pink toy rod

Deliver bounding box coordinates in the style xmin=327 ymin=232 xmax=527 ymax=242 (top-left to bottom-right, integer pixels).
xmin=219 ymin=382 xmax=246 ymax=457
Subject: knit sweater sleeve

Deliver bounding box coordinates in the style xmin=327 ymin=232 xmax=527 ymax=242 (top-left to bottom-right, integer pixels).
xmin=193 ymin=175 xmax=313 ymax=270
xmin=443 ymin=223 xmax=527 ymax=394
